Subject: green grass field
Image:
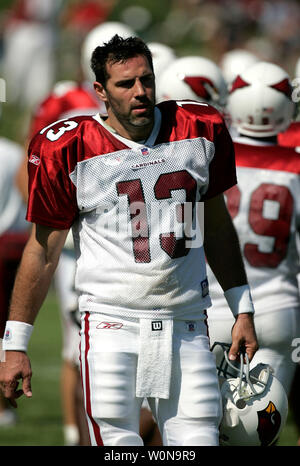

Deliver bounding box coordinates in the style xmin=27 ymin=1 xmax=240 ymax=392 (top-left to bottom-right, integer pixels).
xmin=0 ymin=289 xmax=299 ymax=446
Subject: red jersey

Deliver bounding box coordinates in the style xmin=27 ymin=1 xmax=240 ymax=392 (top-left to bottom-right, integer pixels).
xmin=278 ymin=121 xmax=300 ymax=148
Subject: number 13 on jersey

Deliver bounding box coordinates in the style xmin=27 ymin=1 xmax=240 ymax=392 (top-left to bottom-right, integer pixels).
xmin=116 ymin=170 xmax=203 ymax=263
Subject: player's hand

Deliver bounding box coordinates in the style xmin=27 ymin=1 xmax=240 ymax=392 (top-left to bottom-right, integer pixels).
xmin=229 ymin=313 xmax=258 ymax=363
xmin=0 ymin=351 xmax=32 ymax=408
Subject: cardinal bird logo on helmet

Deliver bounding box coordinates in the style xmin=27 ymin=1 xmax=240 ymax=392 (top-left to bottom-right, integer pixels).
xmin=257 ymin=401 xmax=281 ymax=446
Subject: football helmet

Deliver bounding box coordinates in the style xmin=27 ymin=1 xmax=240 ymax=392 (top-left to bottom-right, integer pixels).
xmin=211 ymin=342 xmax=288 ymax=446
xmin=220 ymin=49 xmax=259 ymax=86
xmin=147 ymin=42 xmax=176 ymax=79
xmin=227 ymin=61 xmax=296 ymax=138
xmin=156 ymin=56 xmax=228 ymax=110
xmin=81 ymin=21 xmax=136 ymax=82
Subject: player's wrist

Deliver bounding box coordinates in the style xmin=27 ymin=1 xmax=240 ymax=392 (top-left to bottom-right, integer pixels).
xmin=224 ymin=284 xmax=255 ymax=318
xmin=2 ymin=321 xmax=33 ymax=352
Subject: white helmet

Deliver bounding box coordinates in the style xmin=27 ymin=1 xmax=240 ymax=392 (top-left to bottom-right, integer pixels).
xmin=147 ymin=42 xmax=176 ymax=79
xmin=81 ymin=21 xmax=136 ymax=82
xmin=156 ymin=56 xmax=228 ymax=110
xmin=220 ymin=49 xmax=259 ymax=86
xmin=212 ymin=343 xmax=288 ymax=446
xmin=228 ymin=61 xmax=295 ymax=138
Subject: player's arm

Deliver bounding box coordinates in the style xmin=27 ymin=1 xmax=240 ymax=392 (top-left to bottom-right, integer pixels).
xmin=203 ymin=193 xmax=258 ymax=362
xmin=0 ymin=224 xmax=68 ymax=407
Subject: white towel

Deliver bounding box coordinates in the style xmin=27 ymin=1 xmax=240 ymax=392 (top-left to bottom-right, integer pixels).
xmin=136 ymin=319 xmax=173 ymax=399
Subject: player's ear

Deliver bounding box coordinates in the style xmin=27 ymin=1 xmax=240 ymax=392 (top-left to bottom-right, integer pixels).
xmin=94 ymin=82 xmax=107 ymax=102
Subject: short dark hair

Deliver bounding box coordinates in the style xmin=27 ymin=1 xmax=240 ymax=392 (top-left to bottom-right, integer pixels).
xmin=91 ymin=34 xmax=154 ymax=86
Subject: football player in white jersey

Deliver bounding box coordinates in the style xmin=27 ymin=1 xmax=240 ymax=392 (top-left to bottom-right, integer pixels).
xmin=0 ymin=35 xmax=258 ymax=446
xmin=206 ymin=62 xmax=300 ymax=415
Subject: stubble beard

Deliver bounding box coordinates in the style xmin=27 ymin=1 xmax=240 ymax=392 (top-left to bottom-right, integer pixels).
xmin=128 ymin=105 xmax=155 ymax=128
xmin=108 ymin=92 xmax=156 ymax=133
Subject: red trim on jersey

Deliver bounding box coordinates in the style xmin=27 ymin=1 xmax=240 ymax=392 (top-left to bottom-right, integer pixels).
xmin=234 ymin=142 xmax=300 ymax=174
xmin=83 ymin=312 xmax=104 ymax=446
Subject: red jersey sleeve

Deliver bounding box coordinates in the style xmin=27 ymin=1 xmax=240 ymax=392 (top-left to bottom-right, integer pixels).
xmin=200 ymin=116 xmax=237 ymax=200
xmin=26 ymin=123 xmax=79 ymax=229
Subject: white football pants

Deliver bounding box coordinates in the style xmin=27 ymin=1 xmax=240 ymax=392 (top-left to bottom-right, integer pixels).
xmin=80 ymin=312 xmax=222 ymax=446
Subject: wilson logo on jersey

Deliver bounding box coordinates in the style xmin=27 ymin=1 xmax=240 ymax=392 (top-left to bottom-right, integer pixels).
xmin=96 ymin=322 xmax=123 ymax=330
xmin=151 ymin=321 xmax=162 ymax=331
xmin=29 ymin=154 xmax=41 ymax=166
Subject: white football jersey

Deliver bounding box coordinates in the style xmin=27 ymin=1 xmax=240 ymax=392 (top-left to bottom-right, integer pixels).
xmin=0 ymin=137 xmax=28 ymax=235
xmin=26 ymin=100 xmax=236 ymax=319
xmin=207 ymin=136 xmax=300 ymax=317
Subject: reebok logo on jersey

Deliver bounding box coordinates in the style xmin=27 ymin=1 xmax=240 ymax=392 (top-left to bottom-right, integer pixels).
xmin=96 ymin=322 xmax=123 ymax=330
xmin=29 ymin=154 xmax=41 ymax=166
xmin=131 ymin=158 xmax=166 ymax=171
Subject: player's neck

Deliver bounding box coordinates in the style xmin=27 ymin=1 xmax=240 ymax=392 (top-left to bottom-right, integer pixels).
xmin=104 ymin=114 xmax=154 ymax=142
